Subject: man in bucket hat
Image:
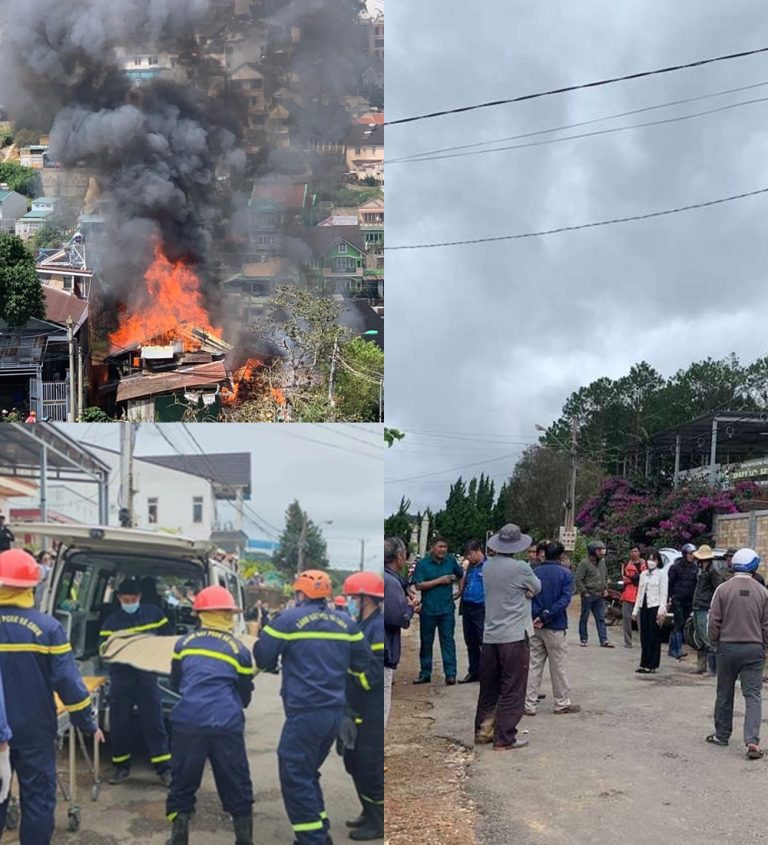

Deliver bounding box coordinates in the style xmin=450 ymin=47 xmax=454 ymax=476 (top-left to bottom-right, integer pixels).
xmin=474 ymin=524 xmax=541 ymax=750
xmin=691 ymin=544 xmax=722 ymax=676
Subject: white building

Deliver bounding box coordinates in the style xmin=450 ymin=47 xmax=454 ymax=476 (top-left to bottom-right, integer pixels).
xmin=15 ymin=197 xmax=59 ymax=240
xmin=0 ymin=187 xmax=28 ymax=233
xmin=29 ymin=445 xmax=217 ymax=540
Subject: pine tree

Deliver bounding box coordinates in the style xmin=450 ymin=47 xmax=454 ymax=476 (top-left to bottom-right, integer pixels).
xmin=272 ymin=500 xmax=329 ymax=576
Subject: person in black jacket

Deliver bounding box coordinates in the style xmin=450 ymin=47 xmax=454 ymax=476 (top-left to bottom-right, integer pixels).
xmin=667 ymin=544 xmax=698 ymax=660
xmin=384 ymin=537 xmax=415 ymax=725
xmin=691 ymin=545 xmax=722 ymax=675
xmin=0 ymin=516 xmax=14 ymax=553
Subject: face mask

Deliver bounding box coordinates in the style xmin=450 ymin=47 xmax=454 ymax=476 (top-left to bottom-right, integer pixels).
xmin=647 ymin=561 xmax=658 ymax=570
xmin=121 ymin=601 xmax=140 ymax=614
xmin=347 ymin=598 xmax=359 ymax=617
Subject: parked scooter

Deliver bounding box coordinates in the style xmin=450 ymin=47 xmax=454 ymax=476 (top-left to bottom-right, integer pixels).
xmin=604 ymin=580 xmax=625 ymax=626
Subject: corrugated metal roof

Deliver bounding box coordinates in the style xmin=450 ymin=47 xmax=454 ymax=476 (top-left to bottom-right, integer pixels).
xmin=141 ymin=452 xmax=252 ymax=494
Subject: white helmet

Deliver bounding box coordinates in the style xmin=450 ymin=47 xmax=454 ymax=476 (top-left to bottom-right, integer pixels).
xmin=732 ymin=548 xmax=760 ymax=573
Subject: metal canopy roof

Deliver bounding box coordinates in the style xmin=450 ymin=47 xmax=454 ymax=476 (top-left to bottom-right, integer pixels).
xmin=0 ymin=423 xmax=110 ymax=483
xmin=648 ymin=411 xmax=768 ymax=458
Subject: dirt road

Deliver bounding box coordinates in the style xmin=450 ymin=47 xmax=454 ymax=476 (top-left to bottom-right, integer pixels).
xmin=387 ymin=607 xmax=768 ymax=845
xmin=5 ymin=673 xmax=360 ymax=844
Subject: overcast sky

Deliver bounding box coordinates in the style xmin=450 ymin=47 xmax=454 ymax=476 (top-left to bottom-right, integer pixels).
xmin=57 ymin=423 xmax=383 ymax=571
xmin=385 ymin=1 xmax=768 ymax=516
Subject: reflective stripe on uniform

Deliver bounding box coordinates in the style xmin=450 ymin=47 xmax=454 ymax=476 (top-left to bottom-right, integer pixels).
xmin=370 ymin=642 xmax=384 ymax=651
xmin=65 ymin=696 xmax=92 ymax=713
xmin=319 ymin=811 xmax=328 ymax=820
xmin=112 ymin=754 xmax=131 ymax=764
xmin=0 ymin=642 xmax=72 ymax=655
xmin=100 ymin=619 xmax=168 ymax=637
xmin=167 ymin=812 xmax=178 ymax=821
xmin=361 ymin=794 xmax=384 ymax=805
xmin=292 ymin=820 xmax=324 ymax=832
xmin=173 ymin=648 xmax=253 ymax=675
xmin=347 ymin=669 xmax=371 ymax=691
xmin=151 ymin=753 xmax=172 ymax=764
xmin=261 ymin=625 xmax=364 ymax=643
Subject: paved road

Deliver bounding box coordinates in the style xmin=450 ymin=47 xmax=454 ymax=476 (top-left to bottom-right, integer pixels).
xmin=419 ymin=607 xmax=768 ymax=845
xmin=5 ymin=673 xmax=359 ymax=844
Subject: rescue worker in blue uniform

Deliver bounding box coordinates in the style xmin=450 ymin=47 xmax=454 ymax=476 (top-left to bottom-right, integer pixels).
xmin=0 ymin=666 xmax=12 ymax=805
xmin=99 ymin=578 xmax=172 ymax=785
xmin=166 ymin=585 xmax=255 ymax=845
xmin=341 ymin=572 xmax=385 ymax=841
xmin=0 ymin=549 xmax=103 ymax=844
xmin=254 ymin=570 xmax=373 ymax=845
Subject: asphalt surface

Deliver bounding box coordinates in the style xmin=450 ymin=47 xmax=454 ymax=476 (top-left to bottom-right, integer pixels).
xmin=420 ymin=605 xmax=768 ymax=845
xmin=4 ymin=673 xmax=360 ymax=844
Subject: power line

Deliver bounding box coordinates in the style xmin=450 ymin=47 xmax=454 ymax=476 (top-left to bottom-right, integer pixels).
xmin=317 ymin=424 xmax=386 ymax=453
xmin=386 ymin=78 xmax=768 ymax=163
xmin=386 ymin=92 xmax=768 ymax=165
xmin=385 ymin=451 xmax=523 ymax=485
xmin=385 ymin=44 xmax=768 ymax=126
xmin=386 ymin=185 xmax=768 ymax=251
xmin=270 ymin=428 xmax=385 ymax=461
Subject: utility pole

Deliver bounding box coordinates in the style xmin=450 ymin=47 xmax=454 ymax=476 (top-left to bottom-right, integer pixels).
xmin=378 ymin=379 xmax=383 ymax=422
xmin=119 ymin=423 xmax=135 ymax=528
xmin=67 ymin=317 xmax=76 ymax=422
xmin=297 ymin=510 xmax=308 ymax=573
xmin=564 ymin=418 xmax=579 ymax=535
xmin=78 ymin=346 xmax=86 ymax=418
xmin=359 ymin=538 xmax=365 ymax=571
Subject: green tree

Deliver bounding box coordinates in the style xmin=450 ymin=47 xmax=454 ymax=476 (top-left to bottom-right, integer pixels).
xmin=0 ymin=234 xmax=44 ymax=327
xmin=0 ymin=161 xmax=38 ymax=196
xmin=384 ymin=428 xmax=405 ymax=447
xmin=334 ymin=337 xmax=383 ymax=421
xmin=384 ymin=497 xmax=412 ymax=543
xmin=31 ymin=224 xmax=63 ymax=251
xmin=272 ymin=500 xmax=329 ymax=576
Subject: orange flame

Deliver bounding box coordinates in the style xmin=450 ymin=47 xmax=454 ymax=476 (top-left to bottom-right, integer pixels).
xmin=271 ymin=387 xmax=286 ymax=406
xmin=221 ymin=358 xmax=262 ymax=406
xmin=109 ymin=243 xmax=220 ymax=351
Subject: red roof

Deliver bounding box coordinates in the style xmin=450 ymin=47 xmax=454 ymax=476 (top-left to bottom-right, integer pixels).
xmin=251 ymin=182 xmax=308 ymax=209
xmin=358 ymin=113 xmax=384 ymax=125
xmin=43 ymin=287 xmax=87 ymax=330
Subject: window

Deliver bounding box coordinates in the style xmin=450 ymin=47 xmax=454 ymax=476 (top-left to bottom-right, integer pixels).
xmin=148 ymin=56 xmax=159 ymax=66
xmin=148 ymin=497 xmax=158 ymax=524
xmin=355 ymin=147 xmax=362 ymax=155
xmin=193 ymin=497 xmax=203 ymax=524
xmin=133 ymin=57 xmax=143 ymax=66
xmin=335 ymin=257 xmax=356 ymax=272
xmin=338 ymin=242 xmax=348 ymax=254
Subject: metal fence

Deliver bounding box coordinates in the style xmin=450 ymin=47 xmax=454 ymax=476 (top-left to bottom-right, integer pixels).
xmin=29 ymin=377 xmax=69 ymax=421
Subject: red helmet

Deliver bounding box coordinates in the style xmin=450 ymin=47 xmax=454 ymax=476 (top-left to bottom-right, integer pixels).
xmin=193 ymin=585 xmax=241 ymax=612
xmin=334 ymin=595 xmax=348 ymax=607
xmin=0 ymin=549 xmax=41 ymax=587
xmin=343 ymin=571 xmax=384 ymax=599
xmin=293 ymin=570 xmax=332 ymax=600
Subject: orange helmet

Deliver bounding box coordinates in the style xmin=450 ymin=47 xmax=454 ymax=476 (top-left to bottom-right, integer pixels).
xmin=343 ymin=571 xmax=384 ymax=599
xmin=0 ymin=549 xmax=41 ymax=587
xmin=293 ymin=570 xmax=332 ymax=600
xmin=193 ymin=585 xmax=241 ymax=612
xmin=334 ymin=595 xmax=348 ymax=607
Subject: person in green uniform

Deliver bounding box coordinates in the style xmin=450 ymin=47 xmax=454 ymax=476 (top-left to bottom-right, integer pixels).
xmin=412 ymin=537 xmax=464 ymax=685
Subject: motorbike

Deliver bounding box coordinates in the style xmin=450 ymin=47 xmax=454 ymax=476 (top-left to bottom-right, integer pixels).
xmin=604 ymin=580 xmax=625 ymax=626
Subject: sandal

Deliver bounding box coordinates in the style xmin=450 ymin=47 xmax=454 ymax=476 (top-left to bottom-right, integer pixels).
xmin=706 ymin=734 xmax=729 ymax=747
xmin=747 ymin=744 xmax=764 ymax=760
xmin=635 ymin=668 xmax=651 ymax=674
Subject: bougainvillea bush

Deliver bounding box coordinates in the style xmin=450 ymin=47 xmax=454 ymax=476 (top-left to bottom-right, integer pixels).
xmin=576 ymin=477 xmax=762 ymax=573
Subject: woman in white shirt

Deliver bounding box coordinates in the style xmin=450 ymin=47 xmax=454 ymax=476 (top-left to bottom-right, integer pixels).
xmin=631 ymin=548 xmax=668 ymax=673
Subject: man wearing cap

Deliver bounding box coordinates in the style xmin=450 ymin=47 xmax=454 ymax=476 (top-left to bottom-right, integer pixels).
xmin=475 ymin=524 xmax=541 ymax=750
xmin=412 ymin=537 xmax=464 ymax=685
xmin=667 ymin=543 xmax=698 ymax=659
xmin=574 ymin=541 xmax=614 ymax=648
xmin=99 ymin=578 xmax=172 ymax=786
xmin=691 ymin=544 xmax=723 ymax=675
xmin=0 ymin=549 xmax=104 ymax=844
xmin=707 ymin=548 xmax=768 ymax=759
xmin=166 ymin=586 xmax=255 ymax=845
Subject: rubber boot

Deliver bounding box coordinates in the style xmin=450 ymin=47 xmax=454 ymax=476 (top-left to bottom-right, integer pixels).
xmin=349 ymin=803 xmax=383 ymax=841
xmin=166 ymin=813 xmax=190 ymax=845
xmin=346 ymin=803 xmax=368 ymax=828
xmin=694 ymin=651 xmax=708 ymax=674
xmin=232 ymin=814 xmax=253 ymax=845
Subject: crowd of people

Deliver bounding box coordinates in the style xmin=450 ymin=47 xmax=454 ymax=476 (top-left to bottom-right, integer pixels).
xmin=0 ymin=548 xmax=385 ymax=844
xmin=383 ymin=527 xmax=768 ymax=759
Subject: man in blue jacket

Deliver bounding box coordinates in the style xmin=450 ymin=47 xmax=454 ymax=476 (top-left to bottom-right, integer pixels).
xmin=524 ymin=542 xmax=581 ymax=716
xmin=99 ymin=578 xmax=172 ymax=786
xmin=0 ymin=549 xmax=103 ymax=844
xmin=254 ymin=570 xmax=372 ymax=845
xmin=384 ymin=537 xmax=414 ymax=725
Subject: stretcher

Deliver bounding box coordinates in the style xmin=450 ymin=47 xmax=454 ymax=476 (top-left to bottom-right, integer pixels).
xmin=3 ymin=676 xmax=107 ymax=836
